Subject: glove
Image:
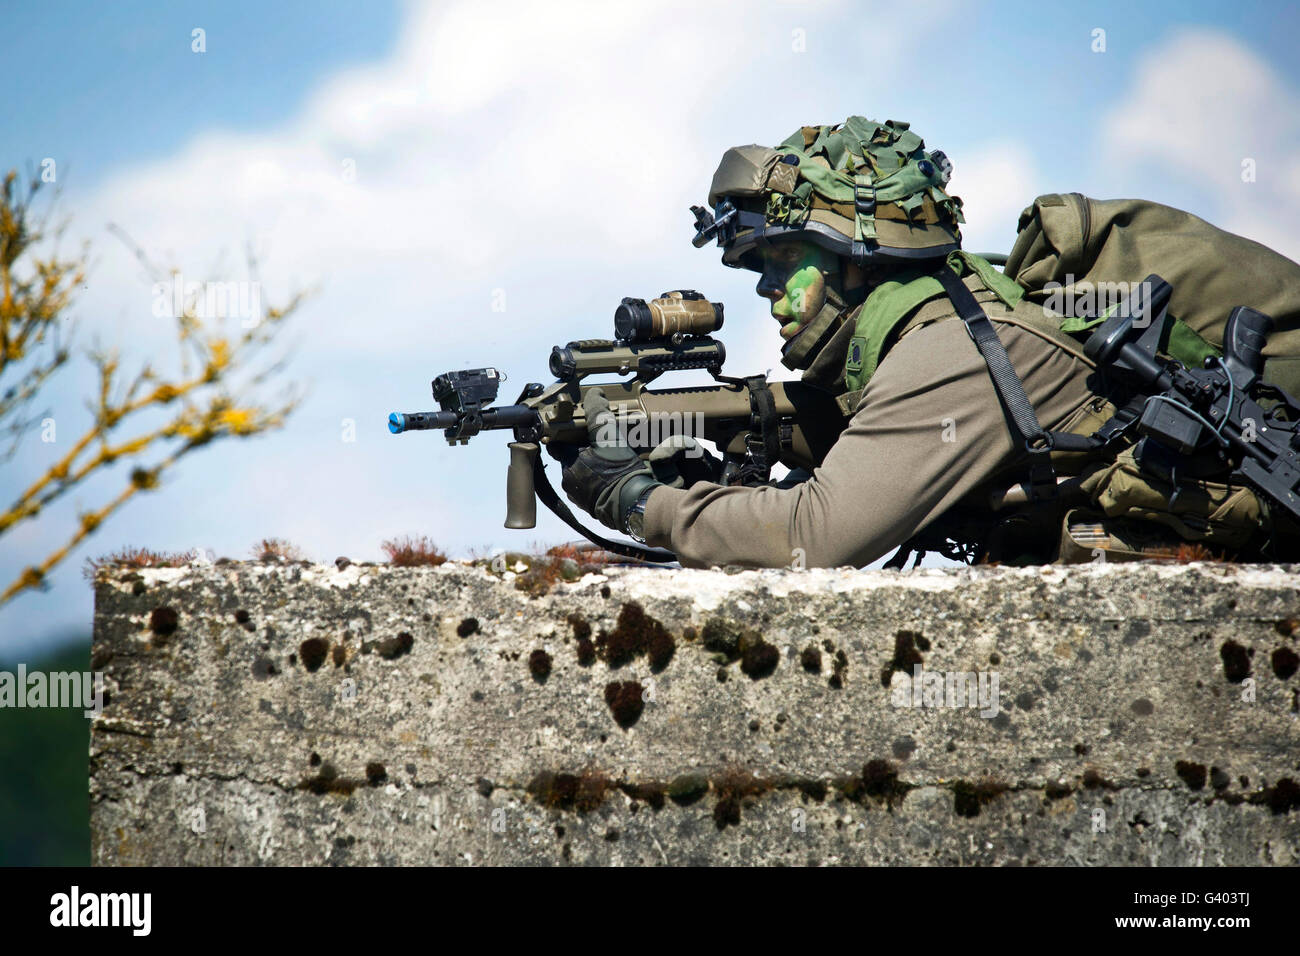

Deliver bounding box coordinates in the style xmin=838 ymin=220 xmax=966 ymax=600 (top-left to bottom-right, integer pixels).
xmin=560 ymin=388 xmax=660 ymax=531
xmin=647 ymin=434 xmax=722 ymax=488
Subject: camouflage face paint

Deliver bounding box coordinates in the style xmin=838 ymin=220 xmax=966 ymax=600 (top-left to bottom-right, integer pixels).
xmin=757 ymin=243 xmax=838 ymax=339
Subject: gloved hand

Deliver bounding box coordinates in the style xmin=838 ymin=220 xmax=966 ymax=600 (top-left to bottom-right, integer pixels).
xmin=560 ymin=388 xmax=661 ymax=531
xmin=646 ymin=434 xmax=722 ymax=488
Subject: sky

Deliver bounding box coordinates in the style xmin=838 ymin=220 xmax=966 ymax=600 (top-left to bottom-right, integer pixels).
xmin=2 ymin=0 xmax=1298 ymax=661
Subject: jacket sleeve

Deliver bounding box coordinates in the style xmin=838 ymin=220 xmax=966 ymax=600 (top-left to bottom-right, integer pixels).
xmin=642 ymin=316 xmax=1094 ymax=568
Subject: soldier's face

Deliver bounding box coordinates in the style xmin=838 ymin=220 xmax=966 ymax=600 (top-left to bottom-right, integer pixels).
xmin=755 ymin=242 xmax=837 ymax=339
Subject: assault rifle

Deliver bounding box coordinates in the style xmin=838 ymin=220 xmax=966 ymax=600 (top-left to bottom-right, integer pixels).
xmin=387 ymin=290 xmax=846 ymax=560
xmin=1081 ymin=274 xmax=1300 ymax=524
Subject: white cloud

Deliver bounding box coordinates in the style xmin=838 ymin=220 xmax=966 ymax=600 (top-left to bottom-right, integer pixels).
xmin=66 ymin=0 xmax=991 ymax=426
xmin=85 ymin=1 xmax=794 ymax=308
xmin=946 ymin=142 xmax=1043 ymax=257
xmin=1102 ymin=28 xmax=1300 ymax=261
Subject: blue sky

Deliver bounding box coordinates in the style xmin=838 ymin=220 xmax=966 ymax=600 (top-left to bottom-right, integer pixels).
xmin=4 ymin=1 xmax=401 ymax=186
xmin=2 ymin=0 xmax=1298 ymax=661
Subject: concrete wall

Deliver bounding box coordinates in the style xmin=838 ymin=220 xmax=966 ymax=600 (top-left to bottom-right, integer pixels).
xmin=89 ymin=560 xmax=1300 ymax=865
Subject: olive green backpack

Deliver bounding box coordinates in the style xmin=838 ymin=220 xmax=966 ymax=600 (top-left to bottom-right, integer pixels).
xmin=1004 ymin=193 xmax=1300 ymax=559
xmin=1006 ymin=193 xmax=1300 ymax=394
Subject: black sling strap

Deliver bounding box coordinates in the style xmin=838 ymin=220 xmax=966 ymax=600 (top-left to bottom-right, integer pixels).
xmin=933 ymin=265 xmax=1058 ymax=500
xmin=744 ymin=374 xmax=794 ymax=480
xmin=531 ymin=453 xmax=678 ymax=563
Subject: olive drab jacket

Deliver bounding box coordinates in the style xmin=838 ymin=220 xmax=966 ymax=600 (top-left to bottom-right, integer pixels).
xmin=643 ymin=253 xmax=1098 ymax=567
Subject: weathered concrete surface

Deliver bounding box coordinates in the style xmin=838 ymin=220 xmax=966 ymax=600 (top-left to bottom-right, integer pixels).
xmin=90 ymin=560 xmax=1300 ymax=865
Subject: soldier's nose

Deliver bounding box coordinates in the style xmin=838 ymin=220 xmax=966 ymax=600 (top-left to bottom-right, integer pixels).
xmin=756 ymin=277 xmax=783 ymax=302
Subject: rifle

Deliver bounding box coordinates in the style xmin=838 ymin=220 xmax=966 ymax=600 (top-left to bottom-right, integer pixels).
xmin=1081 ymin=274 xmax=1300 ymax=525
xmin=387 ymin=290 xmax=847 ymax=561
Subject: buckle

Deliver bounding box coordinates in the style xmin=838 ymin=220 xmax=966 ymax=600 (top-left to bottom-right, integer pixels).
xmin=1026 ymin=432 xmax=1055 ymax=453
xmin=854 ymin=185 xmax=876 ymax=216
xmin=1025 ymin=456 xmax=1057 ymax=502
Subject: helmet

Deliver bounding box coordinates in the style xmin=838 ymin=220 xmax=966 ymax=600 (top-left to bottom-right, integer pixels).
xmin=692 ymin=117 xmax=963 ymax=270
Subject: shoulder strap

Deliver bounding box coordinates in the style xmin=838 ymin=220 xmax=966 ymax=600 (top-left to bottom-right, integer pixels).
xmin=933 ymin=265 xmax=1060 ymax=501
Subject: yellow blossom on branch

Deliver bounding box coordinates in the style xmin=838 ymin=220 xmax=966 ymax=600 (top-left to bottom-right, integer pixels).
xmin=0 ymin=170 xmax=307 ymax=611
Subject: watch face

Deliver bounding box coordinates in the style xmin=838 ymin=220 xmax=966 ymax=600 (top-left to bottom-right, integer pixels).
xmin=626 ymin=508 xmax=647 ymax=541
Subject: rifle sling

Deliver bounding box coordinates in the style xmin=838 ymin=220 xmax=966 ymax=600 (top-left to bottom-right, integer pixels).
xmin=933 ymin=265 xmax=1059 ymax=499
xmin=745 ymin=375 xmax=789 ymax=478
xmin=530 ymin=451 xmax=678 ymax=563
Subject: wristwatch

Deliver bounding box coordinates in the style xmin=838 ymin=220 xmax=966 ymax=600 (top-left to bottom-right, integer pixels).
xmin=624 ymin=486 xmax=655 ymax=543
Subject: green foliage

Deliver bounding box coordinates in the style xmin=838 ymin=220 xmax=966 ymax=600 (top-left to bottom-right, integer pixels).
xmin=0 ymin=639 xmax=91 ymax=865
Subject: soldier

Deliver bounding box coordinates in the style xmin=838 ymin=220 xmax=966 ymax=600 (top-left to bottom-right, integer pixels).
xmin=559 ymin=117 xmax=1299 ymax=567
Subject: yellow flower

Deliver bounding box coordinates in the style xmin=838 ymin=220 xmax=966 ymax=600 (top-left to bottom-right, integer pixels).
xmin=217 ymin=407 xmax=257 ymax=434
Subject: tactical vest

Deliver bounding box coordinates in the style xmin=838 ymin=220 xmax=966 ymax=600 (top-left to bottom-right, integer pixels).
xmin=832 ymin=249 xmax=1087 ymax=415
xmin=829 ymin=251 xmax=1110 ymax=514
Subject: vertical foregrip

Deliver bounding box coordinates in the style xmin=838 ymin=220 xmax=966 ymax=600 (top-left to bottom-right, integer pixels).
xmin=505 ymin=441 xmax=540 ymax=528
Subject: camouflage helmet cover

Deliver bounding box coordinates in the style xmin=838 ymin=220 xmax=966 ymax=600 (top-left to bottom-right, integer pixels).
xmin=694 ymin=117 xmax=964 ymax=270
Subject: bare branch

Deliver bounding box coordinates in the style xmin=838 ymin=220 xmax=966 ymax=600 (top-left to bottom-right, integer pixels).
xmin=0 ymin=167 xmax=307 ymax=612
